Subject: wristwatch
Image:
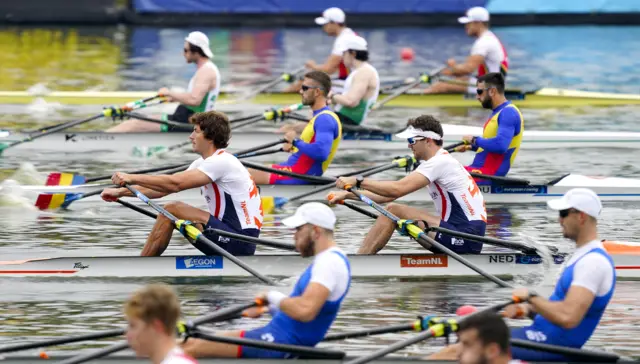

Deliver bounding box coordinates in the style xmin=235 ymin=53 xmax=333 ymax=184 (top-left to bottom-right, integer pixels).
xmin=356 ymin=176 xmax=364 ymax=188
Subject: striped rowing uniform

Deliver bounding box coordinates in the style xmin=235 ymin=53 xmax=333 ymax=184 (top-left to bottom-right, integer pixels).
xmin=465 ymin=30 xmax=509 ymax=94
xmin=163 ymin=61 xmax=221 ymax=128
xmin=466 ymin=100 xmax=524 ymax=184
xmin=238 ymin=247 xmax=351 ymax=358
xmin=269 ymin=106 xmax=342 ymax=185
xmin=511 ymin=239 xmax=616 ymax=361
xmin=415 ymin=148 xmax=487 ymax=254
xmin=187 ymin=149 xmax=263 ymax=256
xmin=334 ymin=62 xmax=380 ymax=126
xmin=162 ymin=347 xmax=197 ymax=364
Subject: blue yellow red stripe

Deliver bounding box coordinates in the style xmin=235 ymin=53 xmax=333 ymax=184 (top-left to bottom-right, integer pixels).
xmin=35 ymin=173 xmax=87 ymax=210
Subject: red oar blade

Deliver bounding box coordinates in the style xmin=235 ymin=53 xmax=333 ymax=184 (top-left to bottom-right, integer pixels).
xmin=35 ymin=173 xmax=87 ymax=210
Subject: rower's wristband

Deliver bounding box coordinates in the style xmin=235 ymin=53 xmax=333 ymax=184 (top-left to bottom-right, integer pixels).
xmin=267 ymin=291 xmax=286 ymax=312
xmin=292 ymin=138 xmax=299 ymax=147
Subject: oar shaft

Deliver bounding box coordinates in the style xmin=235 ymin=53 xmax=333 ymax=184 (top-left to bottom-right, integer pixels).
xmin=429 ymin=226 xmax=542 ymax=254
xmin=510 ymin=339 xmax=619 ymax=361
xmin=237 ymin=148 xmax=283 ymax=159
xmin=323 ymin=323 xmax=415 ymax=341
xmin=86 ymin=163 xmax=190 ymax=183
xmin=470 ymin=172 xmax=530 ymax=185
xmin=242 ymin=160 xmax=334 ymax=184
xmin=57 ymin=341 xmax=129 ymax=364
xmin=191 ymin=301 xmax=262 ymax=326
xmin=0 ymin=329 xmax=124 ymax=354
xmin=234 ymin=138 xmax=286 ymax=157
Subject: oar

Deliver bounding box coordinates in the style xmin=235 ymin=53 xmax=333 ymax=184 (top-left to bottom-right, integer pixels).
xmin=241 ymin=160 xmax=335 ymax=184
xmin=263 ymin=156 xmax=416 ymax=212
xmin=124 ymin=184 xmax=277 ymax=285
xmin=340 ymin=186 xmax=513 ymax=288
xmin=510 ymin=339 xmax=620 ymax=362
xmin=444 ymin=141 xmax=465 ymax=153
xmin=57 ymin=341 xmax=129 ymax=364
xmin=0 ymin=95 xmax=160 ymax=155
xmin=470 ymin=172 xmax=530 ymax=186
xmin=34 ymin=138 xmax=287 ymax=210
xmin=370 ymin=66 xmax=446 ymax=111
xmin=0 ymin=329 xmax=125 ymax=354
xmin=344 ymin=299 xmax=519 ymax=364
xmin=116 ymin=199 xmax=295 ymax=251
xmin=222 ymin=66 xmax=305 ymax=104
xmin=324 ymin=321 xmax=422 ymax=342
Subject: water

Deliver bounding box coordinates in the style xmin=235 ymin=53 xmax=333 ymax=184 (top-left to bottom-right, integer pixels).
xmin=1 ymin=24 xmax=640 ymax=360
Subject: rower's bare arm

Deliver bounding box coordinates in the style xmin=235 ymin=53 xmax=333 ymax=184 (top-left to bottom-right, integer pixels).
xmin=360 ymin=172 xmax=429 ymax=200
xmin=170 ymin=69 xmax=215 ymax=106
xmin=334 ymin=72 xmax=368 ymax=107
xmin=315 ymin=54 xmax=342 ymax=74
xmin=130 ymin=169 xmax=211 ymax=194
xmin=529 ymin=286 xmax=595 ymax=329
xmin=451 ymin=55 xmax=484 ymax=75
xmin=279 ymin=282 xmax=331 ymax=322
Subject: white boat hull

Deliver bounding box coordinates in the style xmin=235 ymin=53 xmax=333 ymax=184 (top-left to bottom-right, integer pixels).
xmin=0 ymin=251 xmax=638 ymax=279
xmin=2 ymin=125 xmax=640 ymax=155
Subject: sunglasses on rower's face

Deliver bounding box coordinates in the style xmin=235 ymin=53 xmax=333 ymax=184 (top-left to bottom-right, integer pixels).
xmin=559 ymin=208 xmax=579 ymax=218
xmin=301 ymin=84 xmax=323 ymax=92
xmin=408 ymin=136 xmax=426 ymax=145
xmin=476 ymin=86 xmax=495 ymax=95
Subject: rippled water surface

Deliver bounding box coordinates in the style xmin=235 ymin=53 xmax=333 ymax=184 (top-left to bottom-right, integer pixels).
xmin=1 ymin=24 xmax=640 ymax=360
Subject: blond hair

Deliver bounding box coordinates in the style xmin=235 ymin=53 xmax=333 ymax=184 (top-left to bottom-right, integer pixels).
xmin=124 ymin=283 xmax=181 ymax=335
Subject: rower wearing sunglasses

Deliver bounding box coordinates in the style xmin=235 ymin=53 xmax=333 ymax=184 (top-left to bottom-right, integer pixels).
xmin=248 ymin=71 xmax=342 ymax=185
xmin=329 ymin=115 xmax=487 ymax=255
xmin=429 ymin=188 xmax=616 ymax=362
xmin=454 ymin=72 xmax=524 ymax=185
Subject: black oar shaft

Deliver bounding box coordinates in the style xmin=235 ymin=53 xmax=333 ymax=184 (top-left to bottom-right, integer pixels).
xmin=510 ymin=339 xmax=620 ymax=362
xmin=323 ymin=323 xmax=415 ymax=341
xmin=57 ymin=341 xmax=129 ymax=364
xmin=237 ymin=148 xmax=283 ymax=159
xmin=86 ymin=163 xmax=190 ymax=183
xmin=190 ymin=301 xmax=262 ymax=326
xmin=470 ymin=172 xmax=530 ymax=185
xmin=235 ymin=138 xmax=286 ymax=157
xmin=0 ymin=329 xmax=124 ymax=354
xmin=242 ymin=160 xmax=334 ymax=184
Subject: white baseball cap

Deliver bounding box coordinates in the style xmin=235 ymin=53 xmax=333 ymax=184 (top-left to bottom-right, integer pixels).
xmin=185 ymin=31 xmax=214 ymax=58
xmin=338 ymin=35 xmax=368 ymax=53
xmin=458 ymin=7 xmax=490 ymax=24
xmin=315 ymin=7 xmax=346 ymax=25
xmin=282 ymin=202 xmax=336 ymax=231
xmin=547 ymin=188 xmax=602 ymax=219
xmin=395 ymin=125 xmax=443 ymax=141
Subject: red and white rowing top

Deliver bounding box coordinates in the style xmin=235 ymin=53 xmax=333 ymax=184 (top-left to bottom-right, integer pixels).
xmin=471 ymin=30 xmax=508 ymax=77
xmin=415 ymin=149 xmax=487 ymax=225
xmin=161 ymin=347 xmax=197 ymax=364
xmin=332 ymin=27 xmax=356 ymax=80
xmin=188 ymin=150 xmax=263 ymax=231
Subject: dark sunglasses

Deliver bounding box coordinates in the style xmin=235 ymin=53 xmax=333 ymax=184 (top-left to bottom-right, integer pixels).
xmin=476 ymin=86 xmax=495 ymax=95
xmin=301 ymin=84 xmax=323 ymax=92
xmin=559 ymin=208 xmax=579 ymax=218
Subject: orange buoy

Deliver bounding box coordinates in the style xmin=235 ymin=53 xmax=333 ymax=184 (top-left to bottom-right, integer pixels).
xmin=400 ymin=47 xmax=415 ymax=61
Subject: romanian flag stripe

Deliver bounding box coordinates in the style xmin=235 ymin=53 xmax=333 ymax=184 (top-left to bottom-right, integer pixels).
xmin=34 ymin=173 xmax=87 ymax=210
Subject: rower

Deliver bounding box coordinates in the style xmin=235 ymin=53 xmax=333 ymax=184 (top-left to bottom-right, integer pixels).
xmin=328 ymin=115 xmax=487 ymax=254
xmin=424 ymin=7 xmax=508 ymax=94
xmin=182 ymin=202 xmax=351 ymax=358
xmin=249 ymin=71 xmax=342 ymax=185
xmin=284 ymin=7 xmax=356 ymax=93
xmin=455 ymin=72 xmax=524 ymax=184
xmin=457 ymin=312 xmax=523 ymax=364
xmin=124 ymin=283 xmax=198 ymax=364
xmin=101 ymin=111 xmax=263 ymax=256
xmin=431 ymin=188 xmax=616 ymax=362
xmin=107 ymin=31 xmax=221 ymax=133
xmin=330 ymin=35 xmax=380 ymax=126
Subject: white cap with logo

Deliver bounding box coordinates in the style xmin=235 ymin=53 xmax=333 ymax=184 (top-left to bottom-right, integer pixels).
xmin=282 ymin=202 xmax=336 ymax=230
xmin=458 ymin=6 xmax=490 ymax=24
xmin=395 ymin=125 xmax=443 ymax=141
xmin=315 ymin=7 xmax=346 ymax=25
xmin=547 ymin=188 xmax=603 ymax=219
xmin=338 ymin=35 xmax=368 ymax=53
xmin=185 ymin=31 xmax=214 ymax=58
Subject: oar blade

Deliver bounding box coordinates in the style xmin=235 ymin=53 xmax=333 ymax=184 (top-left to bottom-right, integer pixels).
xmin=34 ymin=173 xmax=87 ymax=210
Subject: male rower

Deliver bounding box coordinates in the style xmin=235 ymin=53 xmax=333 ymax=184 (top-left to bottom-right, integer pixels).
xmin=125 ymin=283 xmax=198 ymax=364
xmin=455 ymin=72 xmax=524 ymax=184
xmin=250 ymin=71 xmax=342 ymax=185
xmin=431 ymin=188 xmax=616 ymax=362
xmin=284 ymin=7 xmax=356 ymax=93
xmin=425 ymin=7 xmax=508 ymax=94
xmin=107 ymin=31 xmax=221 ymax=133
xmin=328 ymin=115 xmax=487 ymax=254
xmin=182 ymin=202 xmax=351 ymax=358
xmin=101 ymin=110 xmax=263 ymax=256
xmin=329 ymin=35 xmax=380 ymax=126
xmin=457 ymin=312 xmax=522 ymax=364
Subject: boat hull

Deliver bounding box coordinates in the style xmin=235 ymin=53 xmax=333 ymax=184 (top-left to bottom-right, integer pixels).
xmin=3 ymin=87 xmax=640 ymax=108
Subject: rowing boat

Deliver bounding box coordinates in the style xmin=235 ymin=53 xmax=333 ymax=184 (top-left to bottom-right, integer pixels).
xmin=7 ymin=174 xmax=640 ymax=206
xmin=2 ymin=87 xmax=640 ymax=108
xmin=2 ymin=124 xmax=640 ymax=156
xmin=0 ymin=242 xmax=639 ymax=279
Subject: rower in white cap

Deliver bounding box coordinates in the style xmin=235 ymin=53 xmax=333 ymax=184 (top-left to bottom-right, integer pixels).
xmin=108 ymin=31 xmax=221 ymax=133
xmin=430 ymin=188 xmax=616 ymax=362
xmin=182 ymin=202 xmax=352 ymax=359
xmin=425 ymin=6 xmax=509 ymax=95
xmin=285 ymin=7 xmax=356 ymax=92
